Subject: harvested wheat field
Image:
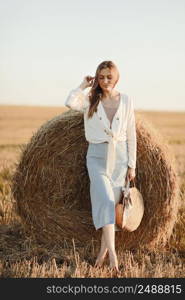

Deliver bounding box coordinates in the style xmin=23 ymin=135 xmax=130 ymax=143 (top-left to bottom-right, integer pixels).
xmin=11 ymin=109 xmax=180 ymax=250
xmin=0 ymin=105 xmax=185 ymax=278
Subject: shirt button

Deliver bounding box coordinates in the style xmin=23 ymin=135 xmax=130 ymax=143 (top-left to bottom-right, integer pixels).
xmin=116 ymin=117 xmax=119 ymax=120
xmin=99 ymin=117 xmax=102 ymax=120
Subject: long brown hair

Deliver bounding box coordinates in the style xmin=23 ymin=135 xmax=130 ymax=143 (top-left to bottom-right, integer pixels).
xmin=87 ymin=60 xmax=120 ymax=119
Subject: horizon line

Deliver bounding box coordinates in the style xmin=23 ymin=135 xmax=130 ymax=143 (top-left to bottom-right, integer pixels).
xmin=0 ymin=103 xmax=185 ymax=113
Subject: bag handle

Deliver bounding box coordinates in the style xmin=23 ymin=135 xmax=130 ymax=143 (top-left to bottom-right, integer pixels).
xmin=122 ymin=177 xmax=135 ymax=193
xmin=129 ymin=178 xmax=135 ymax=188
xmin=122 ymin=179 xmax=130 ymax=197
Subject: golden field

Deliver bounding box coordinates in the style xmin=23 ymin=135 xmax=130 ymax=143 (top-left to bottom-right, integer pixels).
xmin=0 ymin=105 xmax=185 ymax=278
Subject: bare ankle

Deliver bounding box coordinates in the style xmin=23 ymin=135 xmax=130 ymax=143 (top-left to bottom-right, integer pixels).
xmin=98 ymin=248 xmax=107 ymax=258
xmin=109 ymin=250 xmax=117 ymax=259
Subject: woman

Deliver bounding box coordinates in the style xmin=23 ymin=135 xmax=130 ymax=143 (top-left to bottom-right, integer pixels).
xmin=65 ymin=60 xmax=136 ymax=273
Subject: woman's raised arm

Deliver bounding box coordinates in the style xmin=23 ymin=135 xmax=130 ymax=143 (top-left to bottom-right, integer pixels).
xmin=64 ymin=76 xmax=94 ymax=112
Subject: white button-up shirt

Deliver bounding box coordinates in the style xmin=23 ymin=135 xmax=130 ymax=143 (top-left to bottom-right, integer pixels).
xmin=65 ymin=87 xmax=137 ymax=177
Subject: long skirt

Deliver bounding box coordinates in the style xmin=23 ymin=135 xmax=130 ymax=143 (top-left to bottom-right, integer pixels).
xmin=86 ymin=140 xmax=129 ymax=231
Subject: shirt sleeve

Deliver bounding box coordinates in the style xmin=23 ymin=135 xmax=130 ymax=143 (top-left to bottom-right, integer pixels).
xmin=126 ymin=97 xmax=137 ymax=169
xmin=64 ymin=86 xmax=90 ymax=112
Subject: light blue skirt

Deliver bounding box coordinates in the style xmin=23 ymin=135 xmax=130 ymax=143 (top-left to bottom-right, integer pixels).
xmin=86 ymin=141 xmax=129 ymax=231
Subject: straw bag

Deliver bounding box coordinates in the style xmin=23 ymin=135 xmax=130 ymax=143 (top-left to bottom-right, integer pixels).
xmin=115 ymin=179 xmax=144 ymax=231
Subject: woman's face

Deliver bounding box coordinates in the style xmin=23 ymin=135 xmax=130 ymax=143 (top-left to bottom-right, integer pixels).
xmin=98 ymin=67 xmax=118 ymax=92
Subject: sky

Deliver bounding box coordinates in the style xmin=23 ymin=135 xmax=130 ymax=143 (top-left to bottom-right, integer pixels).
xmin=0 ymin=0 xmax=185 ymax=111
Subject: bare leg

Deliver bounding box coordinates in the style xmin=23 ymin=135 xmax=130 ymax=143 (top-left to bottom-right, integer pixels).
xmin=94 ymin=230 xmax=108 ymax=267
xmin=102 ymin=224 xmax=119 ymax=272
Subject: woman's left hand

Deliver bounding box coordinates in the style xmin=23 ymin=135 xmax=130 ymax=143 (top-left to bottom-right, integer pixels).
xmin=126 ymin=167 xmax=136 ymax=182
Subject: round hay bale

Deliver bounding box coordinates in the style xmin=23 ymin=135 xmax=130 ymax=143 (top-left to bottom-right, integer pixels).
xmin=12 ymin=110 xmax=180 ymax=250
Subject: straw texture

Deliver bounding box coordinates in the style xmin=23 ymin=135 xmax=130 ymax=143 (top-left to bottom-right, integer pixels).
xmin=12 ymin=110 xmax=180 ymax=250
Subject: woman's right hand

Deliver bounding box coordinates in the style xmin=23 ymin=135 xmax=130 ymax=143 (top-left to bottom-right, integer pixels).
xmin=79 ymin=76 xmax=95 ymax=90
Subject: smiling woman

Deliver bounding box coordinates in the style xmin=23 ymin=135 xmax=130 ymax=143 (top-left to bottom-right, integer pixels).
xmin=98 ymin=67 xmax=119 ymax=94
xmin=64 ymin=60 xmax=136 ymax=274
xmin=87 ymin=62 xmax=120 ymax=119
